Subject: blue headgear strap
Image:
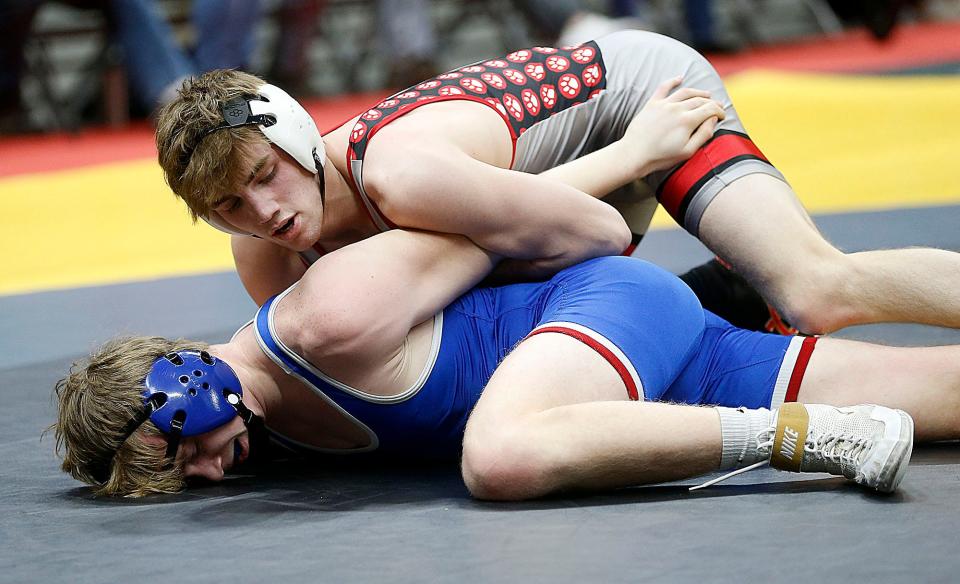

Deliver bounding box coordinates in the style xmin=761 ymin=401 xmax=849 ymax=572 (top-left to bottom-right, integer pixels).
xmin=92 ymin=350 xmax=262 ymax=484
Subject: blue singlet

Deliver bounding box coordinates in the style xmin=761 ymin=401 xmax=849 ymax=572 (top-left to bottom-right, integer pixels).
xmin=254 ymin=256 xmax=805 ymax=458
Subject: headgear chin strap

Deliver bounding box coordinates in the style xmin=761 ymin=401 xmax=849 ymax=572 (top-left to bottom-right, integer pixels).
xmin=198 ymin=83 xmax=326 ymax=236
xmin=91 ymin=350 xmax=264 ymax=484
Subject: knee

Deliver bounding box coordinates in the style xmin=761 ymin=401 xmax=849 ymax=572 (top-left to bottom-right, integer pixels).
xmin=461 ymin=424 xmax=550 ymax=501
xmin=767 ymin=253 xmax=865 ymax=334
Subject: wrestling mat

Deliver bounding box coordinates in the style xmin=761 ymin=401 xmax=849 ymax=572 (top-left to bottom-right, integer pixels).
xmin=2 ymin=21 xmax=959 ymax=584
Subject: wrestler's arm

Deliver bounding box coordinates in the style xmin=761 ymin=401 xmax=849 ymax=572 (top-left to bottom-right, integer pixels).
xmin=362 ymin=80 xmax=724 ymax=278
xmin=274 ymin=230 xmax=497 ymax=373
xmin=232 ymin=235 xmax=307 ymax=306
xmin=363 ymin=148 xmax=631 ymax=274
xmin=538 ymin=77 xmax=725 ymax=198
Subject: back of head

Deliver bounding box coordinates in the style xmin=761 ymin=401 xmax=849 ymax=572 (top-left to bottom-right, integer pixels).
xmin=155 ymin=70 xmax=269 ymax=223
xmin=54 ymin=336 xmax=209 ymax=497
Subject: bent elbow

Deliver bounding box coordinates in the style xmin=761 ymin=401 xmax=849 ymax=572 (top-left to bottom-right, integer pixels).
xmin=603 ymin=215 xmax=633 ymax=255
xmin=577 ymin=207 xmax=631 ymax=258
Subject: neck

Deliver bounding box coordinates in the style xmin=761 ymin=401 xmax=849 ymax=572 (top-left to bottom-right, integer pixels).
xmin=315 ymin=139 xmax=381 ymax=249
xmin=208 ymin=341 xmax=283 ymax=423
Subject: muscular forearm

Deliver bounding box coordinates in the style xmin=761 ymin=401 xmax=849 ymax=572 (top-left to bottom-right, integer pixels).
xmin=368 ymin=145 xmax=631 ymax=270
xmin=538 ymin=140 xmax=652 ymax=199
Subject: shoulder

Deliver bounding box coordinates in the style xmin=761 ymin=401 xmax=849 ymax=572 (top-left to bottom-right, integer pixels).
xmin=271 ymin=279 xmax=374 ymax=367
xmin=272 ymin=243 xmax=393 ymax=361
xmin=232 ymin=236 xmax=307 ymax=305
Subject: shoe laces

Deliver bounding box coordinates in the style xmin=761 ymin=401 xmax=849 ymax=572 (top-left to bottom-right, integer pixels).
xmin=803 ymin=430 xmax=874 ymax=478
xmin=688 ymin=427 xmax=873 ymax=491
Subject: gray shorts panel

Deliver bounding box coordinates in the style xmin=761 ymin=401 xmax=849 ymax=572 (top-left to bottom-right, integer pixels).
xmin=513 ymin=30 xmax=786 ymax=235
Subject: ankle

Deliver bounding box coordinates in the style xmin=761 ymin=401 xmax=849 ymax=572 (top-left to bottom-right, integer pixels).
xmin=716 ymin=406 xmax=774 ymax=470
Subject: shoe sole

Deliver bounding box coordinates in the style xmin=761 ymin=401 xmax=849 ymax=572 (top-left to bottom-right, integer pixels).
xmin=866 ymin=407 xmax=914 ymax=493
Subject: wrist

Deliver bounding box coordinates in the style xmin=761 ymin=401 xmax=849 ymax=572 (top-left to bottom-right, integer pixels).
xmin=614 ymin=139 xmax=656 ymax=180
xmin=631 ymin=141 xmax=658 ymax=178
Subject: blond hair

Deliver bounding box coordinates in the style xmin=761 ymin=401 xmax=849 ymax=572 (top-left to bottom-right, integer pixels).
xmin=155 ymin=69 xmax=270 ymax=221
xmin=53 ymin=336 xmax=209 ymax=497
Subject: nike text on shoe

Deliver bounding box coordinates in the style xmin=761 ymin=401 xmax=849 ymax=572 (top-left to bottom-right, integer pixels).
xmin=763 ymin=403 xmax=914 ymax=493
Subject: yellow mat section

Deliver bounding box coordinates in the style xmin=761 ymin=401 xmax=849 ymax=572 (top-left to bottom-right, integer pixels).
xmin=1 ymin=71 xmax=959 ymax=296
xmin=0 ymin=161 xmax=232 ymax=295
xmin=648 ymin=70 xmax=960 ymax=228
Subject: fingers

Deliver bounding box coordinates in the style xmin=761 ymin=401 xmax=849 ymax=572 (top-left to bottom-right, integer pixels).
xmin=651 ymin=76 xmax=683 ymax=101
xmin=686 ymin=116 xmax=719 ymax=153
xmin=666 ymin=87 xmax=712 ymax=102
xmin=674 ymin=96 xmax=715 ymax=111
xmin=684 ymin=99 xmax=727 ymax=123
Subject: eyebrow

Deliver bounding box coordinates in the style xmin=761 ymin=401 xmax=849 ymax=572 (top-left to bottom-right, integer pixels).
xmin=245 ymin=155 xmax=270 ymax=186
xmin=210 ymin=154 xmax=271 ymax=209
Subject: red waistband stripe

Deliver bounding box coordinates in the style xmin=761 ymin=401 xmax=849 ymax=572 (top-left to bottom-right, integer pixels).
xmin=657 ymin=130 xmax=770 ymax=224
xmin=526 ymin=322 xmax=643 ymax=401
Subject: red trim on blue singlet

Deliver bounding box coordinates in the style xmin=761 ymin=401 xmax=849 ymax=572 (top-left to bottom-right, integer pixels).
xmin=784 ymin=337 xmax=818 ymax=403
xmin=527 ymin=326 xmax=640 ymax=401
xmin=657 ymin=131 xmax=769 ymax=221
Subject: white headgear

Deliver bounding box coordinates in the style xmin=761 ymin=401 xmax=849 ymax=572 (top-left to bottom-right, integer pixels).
xmin=197 ymin=83 xmax=325 ymax=236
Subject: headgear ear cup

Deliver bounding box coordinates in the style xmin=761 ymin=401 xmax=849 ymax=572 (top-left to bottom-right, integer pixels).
xmin=252 ymin=84 xmax=325 ymax=175
xmin=142 ymin=350 xmax=244 ymax=436
xmin=91 ymin=350 xmax=265 ymax=484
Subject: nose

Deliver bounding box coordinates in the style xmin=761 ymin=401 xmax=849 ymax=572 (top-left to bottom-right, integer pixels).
xmin=245 ymin=194 xmax=280 ymax=225
xmin=184 ymin=454 xmax=225 ymax=482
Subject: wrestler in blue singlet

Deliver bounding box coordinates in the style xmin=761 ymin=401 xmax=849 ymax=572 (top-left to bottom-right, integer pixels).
xmin=255 ymin=257 xmax=810 ymax=458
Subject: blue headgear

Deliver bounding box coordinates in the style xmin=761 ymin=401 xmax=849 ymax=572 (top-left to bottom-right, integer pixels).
xmin=92 ymin=350 xmax=263 ymax=484
xmin=143 ymin=350 xmax=242 ymax=437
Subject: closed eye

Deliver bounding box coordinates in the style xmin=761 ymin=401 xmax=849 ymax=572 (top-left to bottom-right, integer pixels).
xmin=215 ymin=197 xmax=242 ymax=213
xmin=260 ymin=166 xmax=277 ymax=185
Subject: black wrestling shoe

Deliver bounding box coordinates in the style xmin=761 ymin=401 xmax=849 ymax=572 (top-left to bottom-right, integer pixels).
xmin=679 ymin=258 xmax=798 ymax=335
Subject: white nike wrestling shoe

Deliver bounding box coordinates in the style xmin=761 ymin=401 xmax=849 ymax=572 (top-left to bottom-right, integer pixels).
xmin=763 ymin=403 xmax=914 ymax=492
xmin=693 ymin=403 xmax=914 ymax=492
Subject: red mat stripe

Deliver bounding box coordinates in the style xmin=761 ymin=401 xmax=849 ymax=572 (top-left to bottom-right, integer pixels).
xmin=2 ymin=20 xmax=959 ymax=178
xmin=0 ymin=92 xmax=387 ymax=178
xmin=708 ymin=21 xmax=960 ymax=76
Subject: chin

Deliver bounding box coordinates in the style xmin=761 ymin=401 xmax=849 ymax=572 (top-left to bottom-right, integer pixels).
xmin=286 ymin=235 xmax=314 ymax=253
xmin=292 ymin=226 xmax=322 ymax=253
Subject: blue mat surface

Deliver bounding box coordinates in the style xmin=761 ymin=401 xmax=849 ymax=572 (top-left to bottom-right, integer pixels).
xmin=4 ymin=206 xmax=960 ymax=584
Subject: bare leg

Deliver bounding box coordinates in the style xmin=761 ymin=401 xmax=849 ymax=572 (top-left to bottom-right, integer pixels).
xmin=698 ymin=174 xmax=960 ymax=334
xmin=796 ymin=338 xmax=960 ymax=442
xmin=461 ymin=333 xmax=721 ymax=500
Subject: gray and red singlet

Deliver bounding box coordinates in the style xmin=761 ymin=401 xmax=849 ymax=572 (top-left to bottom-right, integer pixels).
xmin=325 ymin=31 xmax=787 ymax=264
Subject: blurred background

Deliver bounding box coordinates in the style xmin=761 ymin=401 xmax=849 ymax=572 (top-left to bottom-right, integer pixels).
xmin=1 ymin=0 xmax=959 ymax=303
xmin=3 ymin=5 xmax=960 ymax=574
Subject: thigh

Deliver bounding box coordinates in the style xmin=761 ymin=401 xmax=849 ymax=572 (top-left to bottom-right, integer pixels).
xmin=537 ymin=257 xmax=708 ymax=400
xmin=466 ymin=258 xmax=713 ymax=450
xmin=467 ymin=332 xmax=629 ymax=432
xmin=696 ymin=174 xmax=840 ymax=295
xmin=597 ymin=32 xmax=793 ymax=236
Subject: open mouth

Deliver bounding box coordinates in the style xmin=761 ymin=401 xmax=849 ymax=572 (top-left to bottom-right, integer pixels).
xmin=233 ymin=437 xmax=249 ymax=467
xmin=272 ymin=216 xmax=296 ymax=238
